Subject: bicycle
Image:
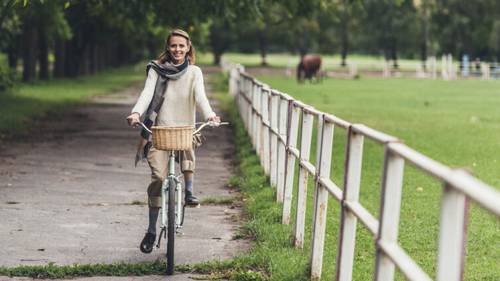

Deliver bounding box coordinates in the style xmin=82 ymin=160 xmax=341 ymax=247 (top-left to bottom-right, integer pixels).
xmin=138 ymin=120 xmax=228 ymax=275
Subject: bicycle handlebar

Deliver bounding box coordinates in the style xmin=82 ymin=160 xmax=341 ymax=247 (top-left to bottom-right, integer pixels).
xmin=137 ymin=121 xmax=229 ymax=135
xmin=138 ymin=122 xmax=152 ymax=134
xmin=193 ymin=121 xmax=229 ymax=135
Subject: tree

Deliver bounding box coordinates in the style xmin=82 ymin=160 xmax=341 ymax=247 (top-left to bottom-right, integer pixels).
xmin=361 ymin=0 xmax=417 ymax=68
xmin=413 ymin=0 xmax=436 ymax=69
xmin=207 ymin=0 xmax=321 ymax=65
xmin=0 ymin=0 xmax=16 ymax=35
xmin=318 ymin=0 xmax=363 ymax=66
xmin=232 ymin=1 xmax=291 ymax=66
xmin=209 ymin=18 xmax=235 ymax=65
xmin=432 ymin=0 xmax=500 ymax=60
xmin=19 ymin=6 xmax=38 ymax=81
xmin=489 ymin=20 xmax=500 ymax=60
xmin=0 ymin=0 xmax=21 ymax=70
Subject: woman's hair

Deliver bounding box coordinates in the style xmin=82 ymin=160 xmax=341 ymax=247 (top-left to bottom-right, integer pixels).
xmin=157 ymin=29 xmax=196 ymax=64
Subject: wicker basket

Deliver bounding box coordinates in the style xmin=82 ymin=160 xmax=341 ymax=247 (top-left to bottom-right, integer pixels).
xmin=151 ymin=125 xmax=194 ymax=151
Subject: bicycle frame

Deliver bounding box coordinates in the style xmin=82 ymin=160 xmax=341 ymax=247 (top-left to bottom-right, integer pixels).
xmin=160 ymin=151 xmax=184 ymax=232
xmin=138 ymin=121 xmax=230 ymax=236
xmin=136 ymin=120 xmax=228 ymax=275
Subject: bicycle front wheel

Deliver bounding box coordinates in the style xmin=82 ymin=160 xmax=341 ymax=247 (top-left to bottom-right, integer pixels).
xmin=166 ymin=178 xmax=176 ymax=275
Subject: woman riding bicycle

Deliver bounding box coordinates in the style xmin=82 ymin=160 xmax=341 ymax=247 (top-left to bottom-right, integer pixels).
xmin=126 ymin=28 xmax=220 ymax=253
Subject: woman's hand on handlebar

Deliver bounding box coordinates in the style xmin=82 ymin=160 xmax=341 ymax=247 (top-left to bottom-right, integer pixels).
xmin=126 ymin=112 xmax=141 ymax=127
xmin=207 ymin=115 xmax=221 ymax=125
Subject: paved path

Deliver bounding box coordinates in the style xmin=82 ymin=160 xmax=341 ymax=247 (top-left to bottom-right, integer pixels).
xmin=0 ymin=67 xmax=245 ymax=280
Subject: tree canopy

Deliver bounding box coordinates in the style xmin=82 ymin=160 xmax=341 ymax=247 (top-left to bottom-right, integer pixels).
xmin=0 ymin=0 xmax=499 ymax=84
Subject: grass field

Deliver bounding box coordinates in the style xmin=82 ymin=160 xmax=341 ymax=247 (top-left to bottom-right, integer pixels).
xmin=221 ymin=53 xmax=426 ymax=71
xmin=250 ymin=75 xmax=500 ymax=280
xmin=0 ymin=64 xmax=144 ymax=136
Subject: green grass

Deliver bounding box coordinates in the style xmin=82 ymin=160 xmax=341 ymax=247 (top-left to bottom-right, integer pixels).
xmin=0 ymin=259 xmax=261 ymax=280
xmin=222 ymin=52 xmax=426 ymax=71
xmin=211 ymin=74 xmax=310 ymax=281
xmin=1 ymin=67 xmax=497 ymax=280
xmin=196 ymin=52 xmax=217 ymax=66
xmin=200 ymin=196 xmax=235 ymax=205
xmin=254 ymin=75 xmax=500 ymax=280
xmin=0 ymin=261 xmax=169 ymax=279
xmin=0 ymin=64 xmax=144 ymax=137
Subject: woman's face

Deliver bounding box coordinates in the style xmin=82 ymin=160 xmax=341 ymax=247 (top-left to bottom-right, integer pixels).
xmin=168 ymin=35 xmax=190 ymax=64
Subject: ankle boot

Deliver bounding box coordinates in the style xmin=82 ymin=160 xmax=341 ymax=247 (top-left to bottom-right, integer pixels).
xmin=185 ymin=190 xmax=199 ymax=206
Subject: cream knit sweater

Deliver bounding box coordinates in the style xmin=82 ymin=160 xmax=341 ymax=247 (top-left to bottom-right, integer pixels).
xmin=131 ymin=65 xmax=216 ymax=126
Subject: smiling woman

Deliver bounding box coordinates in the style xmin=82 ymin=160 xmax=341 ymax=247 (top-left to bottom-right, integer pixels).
xmin=125 ymin=28 xmax=221 ymax=255
xmin=158 ymin=29 xmax=196 ymax=65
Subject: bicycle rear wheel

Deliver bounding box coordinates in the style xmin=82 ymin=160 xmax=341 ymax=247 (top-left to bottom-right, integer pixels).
xmin=166 ymin=178 xmax=176 ymax=275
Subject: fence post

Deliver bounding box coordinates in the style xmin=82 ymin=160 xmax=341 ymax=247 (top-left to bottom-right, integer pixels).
xmin=269 ymin=92 xmax=279 ymax=188
xmin=261 ymin=86 xmax=271 ymax=175
xmin=311 ymin=114 xmax=324 ymax=233
xmin=282 ymin=103 xmax=300 ymax=224
xmin=254 ymin=83 xmax=262 ymax=159
xmin=375 ymin=148 xmax=405 ymax=281
xmin=276 ymin=96 xmax=289 ymax=203
xmin=482 ymin=63 xmax=490 ymax=80
xmin=242 ymin=77 xmax=249 ymax=130
xmin=236 ymin=73 xmax=242 ymax=118
xmin=251 ymin=82 xmax=259 ymax=150
xmin=336 ymin=127 xmax=364 ymax=281
xmin=229 ymin=67 xmax=236 ymax=96
xmin=437 ymin=182 xmax=468 ymax=281
xmin=294 ymin=110 xmax=314 ymax=248
xmin=246 ymin=78 xmax=252 ymax=133
xmin=239 ymin=77 xmax=244 ymax=128
xmin=310 ymin=119 xmax=334 ymax=280
xmin=441 ymin=55 xmax=449 ymax=80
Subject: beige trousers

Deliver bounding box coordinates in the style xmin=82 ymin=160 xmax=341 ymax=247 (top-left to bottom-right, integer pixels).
xmin=146 ymin=147 xmax=195 ymax=208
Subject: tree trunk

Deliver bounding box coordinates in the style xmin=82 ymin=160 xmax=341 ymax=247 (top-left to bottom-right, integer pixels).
xmin=97 ymin=44 xmax=105 ymax=71
xmin=340 ymin=30 xmax=348 ymax=67
xmin=64 ymin=40 xmax=78 ymax=77
xmin=7 ymin=49 xmax=17 ymax=70
xmin=81 ymin=45 xmax=90 ymax=75
xmin=213 ymin=52 xmax=222 ymax=65
xmin=110 ymin=41 xmax=120 ymax=67
xmin=7 ymin=38 xmax=19 ymax=70
xmin=104 ymin=41 xmax=112 ymax=69
xmin=420 ymin=39 xmax=427 ymax=70
xmin=38 ymin=26 xmax=49 ymax=80
xmin=89 ymin=42 xmax=97 ymax=74
xmin=258 ymin=31 xmax=268 ymax=66
xmin=53 ymin=39 xmax=66 ymax=78
xmin=297 ymin=35 xmax=308 ymax=58
xmin=147 ymin=39 xmax=157 ymax=60
xmin=420 ymin=3 xmax=429 ymax=71
xmin=391 ymin=39 xmax=399 ymax=69
xmin=340 ymin=6 xmax=348 ymax=67
xmin=22 ymin=21 xmax=38 ymax=82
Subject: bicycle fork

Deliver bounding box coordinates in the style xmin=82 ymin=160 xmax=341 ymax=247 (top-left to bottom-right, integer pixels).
xmin=157 ymin=152 xmax=185 ymax=248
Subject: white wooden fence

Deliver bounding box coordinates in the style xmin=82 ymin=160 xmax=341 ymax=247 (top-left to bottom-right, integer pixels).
xmin=227 ymin=64 xmax=500 ymax=281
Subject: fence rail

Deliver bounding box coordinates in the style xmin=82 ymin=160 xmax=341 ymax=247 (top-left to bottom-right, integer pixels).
xmin=226 ymin=63 xmax=500 ymax=281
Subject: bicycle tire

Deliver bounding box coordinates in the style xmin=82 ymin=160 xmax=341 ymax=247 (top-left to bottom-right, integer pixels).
xmin=166 ymin=178 xmax=176 ymax=275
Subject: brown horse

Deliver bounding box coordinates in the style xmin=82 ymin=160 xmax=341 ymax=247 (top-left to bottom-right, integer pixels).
xmin=297 ymin=54 xmax=322 ymax=82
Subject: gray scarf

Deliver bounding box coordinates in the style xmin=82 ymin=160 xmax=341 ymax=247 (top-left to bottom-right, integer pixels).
xmin=135 ymin=59 xmax=189 ymax=166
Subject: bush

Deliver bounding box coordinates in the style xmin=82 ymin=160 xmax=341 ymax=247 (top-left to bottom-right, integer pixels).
xmin=0 ymin=64 xmax=15 ymax=91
